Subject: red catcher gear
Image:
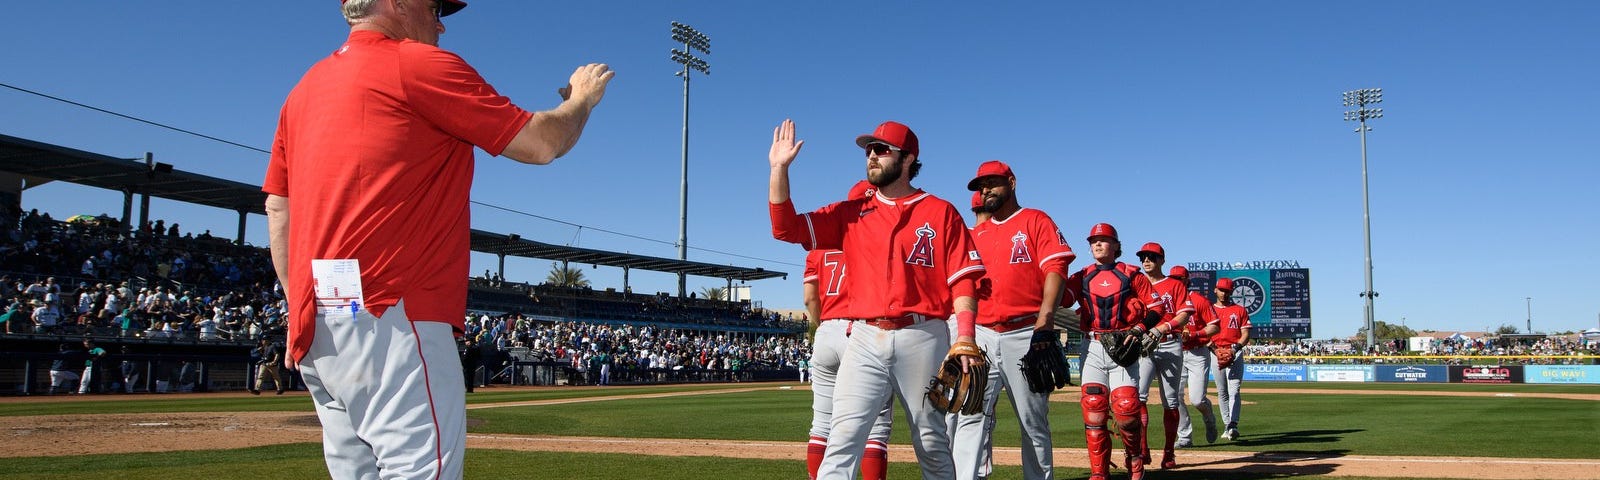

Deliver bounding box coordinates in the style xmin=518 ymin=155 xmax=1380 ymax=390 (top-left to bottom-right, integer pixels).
xmin=1087 ymin=223 xmax=1119 ymax=242
xmin=1216 ymin=277 xmax=1235 ymax=292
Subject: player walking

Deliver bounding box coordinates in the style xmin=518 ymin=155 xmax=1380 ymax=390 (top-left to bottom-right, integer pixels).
xmin=1211 ymin=278 xmax=1252 ymax=441
xmin=802 ymin=180 xmax=894 ymax=480
xmin=1170 ymin=266 xmax=1221 ymax=448
xmin=769 ymin=119 xmax=985 ymax=480
xmin=1065 ymin=223 xmax=1167 ymax=480
xmin=951 ymin=161 xmax=1074 ymax=480
xmin=1133 ymin=243 xmax=1194 ymax=469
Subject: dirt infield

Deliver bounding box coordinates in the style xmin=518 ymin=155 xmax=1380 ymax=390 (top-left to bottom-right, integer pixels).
xmin=3 ymin=386 xmax=1597 ymax=479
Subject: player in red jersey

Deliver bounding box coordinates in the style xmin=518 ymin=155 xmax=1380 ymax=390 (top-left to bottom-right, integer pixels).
xmin=1210 ymin=278 xmax=1252 ymax=441
xmin=769 ymin=119 xmax=985 ymax=480
xmin=1169 ymin=266 xmax=1221 ymax=448
xmin=1064 ymin=223 xmax=1168 ymax=480
xmin=1133 ymin=243 xmax=1195 ymax=469
xmin=801 ymin=180 xmax=894 ymax=480
xmin=950 ymin=161 xmax=1075 ymax=480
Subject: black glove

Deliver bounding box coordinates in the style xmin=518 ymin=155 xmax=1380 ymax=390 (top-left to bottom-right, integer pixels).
xmin=1020 ymin=329 xmax=1073 ymax=393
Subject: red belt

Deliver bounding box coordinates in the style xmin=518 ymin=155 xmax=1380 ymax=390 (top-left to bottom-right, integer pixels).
xmin=861 ymin=313 xmax=931 ymax=330
xmin=984 ymin=315 xmax=1036 ymax=333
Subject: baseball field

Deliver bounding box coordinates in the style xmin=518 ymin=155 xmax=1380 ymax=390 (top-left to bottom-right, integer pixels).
xmin=1 ymin=381 xmax=1595 ymax=480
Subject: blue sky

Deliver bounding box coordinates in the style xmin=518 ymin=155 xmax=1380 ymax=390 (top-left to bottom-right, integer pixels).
xmin=4 ymin=2 xmax=1596 ymax=338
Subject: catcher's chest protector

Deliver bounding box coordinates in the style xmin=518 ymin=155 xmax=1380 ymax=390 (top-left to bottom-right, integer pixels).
xmin=1083 ymin=264 xmax=1135 ymax=330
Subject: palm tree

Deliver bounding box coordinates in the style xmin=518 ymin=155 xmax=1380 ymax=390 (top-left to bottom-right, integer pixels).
xmin=546 ymin=262 xmax=590 ymax=288
xmin=699 ymin=286 xmax=727 ymax=301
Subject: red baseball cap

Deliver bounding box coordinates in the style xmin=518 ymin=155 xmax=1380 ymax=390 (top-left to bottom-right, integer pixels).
xmin=342 ymin=0 xmax=466 ymax=17
xmin=1087 ymin=223 xmax=1119 ymax=242
xmin=854 ymin=121 xmax=919 ymax=157
xmin=1215 ymin=278 xmax=1235 ymax=292
xmin=847 ymin=180 xmax=876 ymax=200
xmin=1168 ymin=266 xmax=1188 ymax=279
xmin=970 ymin=191 xmax=984 ymax=208
xmin=966 ymin=160 xmax=1014 ymax=191
xmin=1137 ymin=242 xmax=1165 ymax=259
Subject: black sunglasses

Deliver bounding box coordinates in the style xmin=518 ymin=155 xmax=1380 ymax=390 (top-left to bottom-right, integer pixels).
xmin=865 ymin=142 xmax=900 ymax=156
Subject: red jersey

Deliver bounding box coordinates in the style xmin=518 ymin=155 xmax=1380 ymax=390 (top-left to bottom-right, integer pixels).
xmin=971 ymin=208 xmax=1074 ymax=326
xmin=264 ymin=31 xmax=533 ymax=363
xmin=1181 ymin=291 xmax=1218 ymax=349
xmin=1067 ymin=262 xmax=1165 ymax=332
xmin=803 ymin=249 xmax=852 ymax=321
xmin=1147 ymin=276 xmax=1196 ymax=333
xmin=770 ymin=190 xmax=985 ymax=320
xmin=1211 ymin=302 xmax=1251 ymax=346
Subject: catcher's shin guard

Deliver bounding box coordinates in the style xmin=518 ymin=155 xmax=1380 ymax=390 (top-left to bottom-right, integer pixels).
xmin=1081 ymin=383 xmax=1112 ymax=476
xmin=1111 ymin=386 xmax=1144 ymax=473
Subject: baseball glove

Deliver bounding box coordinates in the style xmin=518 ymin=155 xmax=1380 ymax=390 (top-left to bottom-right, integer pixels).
xmin=926 ymin=341 xmax=990 ymax=415
xmin=1020 ymin=329 xmax=1073 ymax=393
xmin=1214 ymin=343 xmax=1237 ymax=369
xmin=1099 ymin=329 xmax=1148 ymax=368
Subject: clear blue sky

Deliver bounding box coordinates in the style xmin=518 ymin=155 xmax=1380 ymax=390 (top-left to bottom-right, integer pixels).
xmin=4 ymin=2 xmax=1596 ymax=338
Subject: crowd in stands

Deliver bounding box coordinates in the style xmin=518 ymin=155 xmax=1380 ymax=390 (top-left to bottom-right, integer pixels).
xmin=1 ymin=208 xmax=814 ymax=387
xmin=462 ymin=313 xmax=809 ymax=384
xmin=468 ymin=277 xmax=806 ymax=331
xmin=0 ymin=209 xmax=284 ymax=342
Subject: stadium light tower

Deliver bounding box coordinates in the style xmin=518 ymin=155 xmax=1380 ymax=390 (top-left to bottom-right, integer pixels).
xmin=1525 ymin=297 xmax=1532 ymax=333
xmin=1344 ymin=88 xmax=1383 ymax=349
xmin=670 ymin=21 xmax=709 ymax=299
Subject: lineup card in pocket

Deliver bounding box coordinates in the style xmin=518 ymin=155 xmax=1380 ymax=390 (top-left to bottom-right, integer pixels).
xmin=312 ymin=259 xmax=364 ymax=316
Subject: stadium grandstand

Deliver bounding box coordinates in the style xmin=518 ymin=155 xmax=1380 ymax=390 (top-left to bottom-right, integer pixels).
xmin=0 ymin=134 xmax=801 ymax=395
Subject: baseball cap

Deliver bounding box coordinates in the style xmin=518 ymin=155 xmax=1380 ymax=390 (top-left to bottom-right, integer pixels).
xmin=1216 ymin=278 xmax=1235 ymax=292
xmin=1137 ymin=242 xmax=1165 ymax=259
xmin=341 ymin=0 xmax=466 ymax=17
xmin=1168 ymin=266 xmax=1189 ymax=279
xmin=1087 ymin=223 xmax=1119 ymax=242
xmin=854 ymin=121 xmax=919 ymax=157
xmin=971 ymin=191 xmax=984 ymax=208
xmin=846 ymin=180 xmax=876 ymax=200
xmin=966 ymin=160 xmax=1015 ymax=191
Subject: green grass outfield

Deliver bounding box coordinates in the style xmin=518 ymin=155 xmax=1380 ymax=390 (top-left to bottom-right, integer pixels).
xmin=0 ymin=381 xmax=1594 ymax=479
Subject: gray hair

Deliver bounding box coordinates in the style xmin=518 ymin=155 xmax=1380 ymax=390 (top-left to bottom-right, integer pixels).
xmin=342 ymin=0 xmax=380 ymax=23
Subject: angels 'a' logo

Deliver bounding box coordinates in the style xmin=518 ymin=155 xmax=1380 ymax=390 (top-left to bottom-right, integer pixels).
xmin=905 ymin=223 xmax=937 ymax=267
xmin=1009 ymin=231 xmax=1032 ymax=264
xmin=1055 ymin=229 xmax=1069 ymax=246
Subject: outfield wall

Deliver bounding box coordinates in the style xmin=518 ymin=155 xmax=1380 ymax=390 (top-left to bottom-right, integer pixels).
xmin=1230 ymin=363 xmax=1600 ymax=384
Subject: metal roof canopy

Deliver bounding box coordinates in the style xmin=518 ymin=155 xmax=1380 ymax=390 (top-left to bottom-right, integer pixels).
xmin=0 ymin=133 xmax=785 ymax=283
xmin=472 ymin=230 xmax=786 ymax=282
xmin=0 ymin=133 xmax=267 ymax=214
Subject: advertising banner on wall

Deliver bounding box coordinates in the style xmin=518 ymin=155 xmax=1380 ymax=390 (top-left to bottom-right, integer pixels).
xmin=1308 ymin=364 xmax=1374 ymax=382
xmin=1449 ymin=365 xmax=1524 ymax=384
xmin=1375 ymin=365 xmax=1448 ymax=383
xmin=1243 ymin=364 xmax=1307 ymax=382
xmin=1523 ymin=365 xmax=1600 ymax=384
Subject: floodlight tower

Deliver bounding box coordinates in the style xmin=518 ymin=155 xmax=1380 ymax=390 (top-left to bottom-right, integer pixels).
xmin=1344 ymin=88 xmax=1383 ymax=349
xmin=670 ymin=21 xmax=709 ymax=299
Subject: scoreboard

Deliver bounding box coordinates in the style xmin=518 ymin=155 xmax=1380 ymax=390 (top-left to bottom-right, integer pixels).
xmin=1185 ymin=262 xmax=1312 ymax=339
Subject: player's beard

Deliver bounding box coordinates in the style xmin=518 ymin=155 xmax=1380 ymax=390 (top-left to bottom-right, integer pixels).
xmin=983 ymin=191 xmax=1009 ymax=211
xmin=867 ymin=159 xmax=904 ymax=188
